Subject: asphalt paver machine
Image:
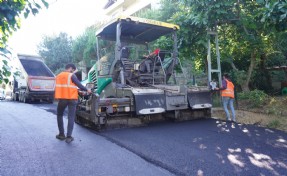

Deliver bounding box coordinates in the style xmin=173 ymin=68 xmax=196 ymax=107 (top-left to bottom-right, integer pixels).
xmin=76 ymin=16 xmax=212 ymax=130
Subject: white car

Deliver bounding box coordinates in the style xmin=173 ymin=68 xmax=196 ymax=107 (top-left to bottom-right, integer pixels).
xmin=5 ymin=95 xmax=12 ymax=100
xmin=0 ymin=88 xmax=6 ymax=100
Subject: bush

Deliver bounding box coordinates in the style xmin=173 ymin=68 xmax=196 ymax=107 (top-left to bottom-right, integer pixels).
xmin=267 ymin=120 xmax=281 ymax=129
xmin=265 ymin=97 xmax=287 ymax=115
xmin=238 ymin=89 xmax=269 ymax=108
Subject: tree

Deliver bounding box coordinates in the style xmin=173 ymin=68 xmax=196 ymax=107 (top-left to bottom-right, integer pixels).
xmin=37 ymin=32 xmax=73 ymax=73
xmin=72 ymin=27 xmax=98 ymax=69
xmin=258 ymin=0 xmax=287 ymax=31
xmin=0 ymin=0 xmax=48 ymax=84
xmin=0 ymin=0 xmax=48 ymax=48
xmin=0 ymin=52 xmax=11 ymax=84
xmin=161 ymin=0 xmax=287 ymax=91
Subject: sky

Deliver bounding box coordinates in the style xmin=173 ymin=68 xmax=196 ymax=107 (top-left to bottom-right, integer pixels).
xmin=8 ymin=0 xmax=107 ymax=55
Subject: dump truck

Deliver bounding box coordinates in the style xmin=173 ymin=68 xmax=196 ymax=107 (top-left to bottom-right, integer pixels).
xmin=76 ymin=16 xmax=212 ymax=130
xmin=12 ymin=54 xmax=55 ymax=103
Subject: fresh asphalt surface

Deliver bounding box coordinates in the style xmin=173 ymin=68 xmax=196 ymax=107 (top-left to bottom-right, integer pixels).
xmin=100 ymin=120 xmax=287 ymax=176
xmin=1 ymin=100 xmax=287 ymax=176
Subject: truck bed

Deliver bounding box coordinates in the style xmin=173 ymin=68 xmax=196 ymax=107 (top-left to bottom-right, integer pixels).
xmin=19 ymin=57 xmax=54 ymax=77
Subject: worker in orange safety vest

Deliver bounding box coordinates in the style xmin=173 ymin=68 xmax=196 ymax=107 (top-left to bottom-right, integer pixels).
xmin=55 ymin=63 xmax=91 ymax=143
xmin=215 ymin=73 xmax=236 ymax=122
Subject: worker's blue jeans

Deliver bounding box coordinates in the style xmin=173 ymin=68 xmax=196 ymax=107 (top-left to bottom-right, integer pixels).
xmin=222 ymin=97 xmax=236 ymax=121
xmin=57 ymin=99 xmax=78 ymax=137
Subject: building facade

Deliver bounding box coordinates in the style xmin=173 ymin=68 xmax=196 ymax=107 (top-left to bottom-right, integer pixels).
xmin=103 ymin=0 xmax=160 ymax=19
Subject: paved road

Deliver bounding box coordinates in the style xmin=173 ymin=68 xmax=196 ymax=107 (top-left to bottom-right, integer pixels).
xmin=0 ymin=101 xmax=172 ymax=176
xmin=1 ymin=100 xmax=287 ymax=176
xmin=101 ymin=120 xmax=287 ymax=176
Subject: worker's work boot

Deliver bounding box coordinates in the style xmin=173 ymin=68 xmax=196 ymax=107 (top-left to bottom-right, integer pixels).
xmin=56 ymin=134 xmax=66 ymax=140
xmin=65 ymin=136 xmax=74 ymax=143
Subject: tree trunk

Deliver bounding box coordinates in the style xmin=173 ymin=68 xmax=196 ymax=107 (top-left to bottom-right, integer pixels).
xmin=260 ymin=53 xmax=273 ymax=91
xmin=242 ymin=52 xmax=257 ymax=91
xmin=231 ymin=62 xmax=239 ymax=71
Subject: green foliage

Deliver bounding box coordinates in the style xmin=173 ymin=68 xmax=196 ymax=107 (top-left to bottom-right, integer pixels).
xmin=230 ymin=70 xmax=247 ymax=88
xmin=265 ymin=32 xmax=287 ymax=67
xmin=134 ymin=8 xmax=162 ymax=21
xmin=258 ymin=0 xmax=287 ymax=31
xmin=252 ymin=69 xmax=274 ymax=93
xmin=0 ymin=0 xmax=48 ymax=48
xmin=266 ymin=52 xmax=286 ymax=67
xmin=178 ymin=0 xmax=239 ymax=28
xmin=0 ymin=0 xmax=48 ymax=88
xmin=272 ymin=70 xmax=287 ymax=82
xmin=238 ymin=89 xmax=269 ymax=107
xmin=267 ymin=119 xmax=281 ymax=129
xmin=135 ymin=1 xmax=178 ymax=58
xmin=37 ymin=32 xmax=73 ymax=73
xmin=0 ymin=49 xmax=13 ymax=85
xmin=134 ymin=0 xmax=287 ymax=92
xmin=72 ymin=27 xmax=98 ymax=67
xmin=151 ymin=36 xmax=174 ymax=51
xmin=42 ymin=0 xmax=286 ymax=94
xmin=175 ymin=0 xmax=287 ymax=91
xmin=0 ymin=58 xmax=11 ymax=84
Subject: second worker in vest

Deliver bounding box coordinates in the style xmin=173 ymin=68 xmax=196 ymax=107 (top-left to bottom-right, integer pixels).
xmin=215 ymin=74 xmax=236 ymax=122
xmin=55 ymin=63 xmax=92 ymax=143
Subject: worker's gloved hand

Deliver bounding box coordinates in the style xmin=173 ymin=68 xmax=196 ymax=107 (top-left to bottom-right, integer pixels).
xmin=78 ymin=91 xmax=87 ymax=96
xmin=87 ymin=89 xmax=92 ymax=94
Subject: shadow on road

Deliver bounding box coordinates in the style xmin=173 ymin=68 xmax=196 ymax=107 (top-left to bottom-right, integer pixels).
xmin=99 ymin=118 xmax=287 ymax=176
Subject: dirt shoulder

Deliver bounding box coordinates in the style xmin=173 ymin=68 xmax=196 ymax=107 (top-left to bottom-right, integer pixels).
xmin=212 ymin=97 xmax=287 ymax=132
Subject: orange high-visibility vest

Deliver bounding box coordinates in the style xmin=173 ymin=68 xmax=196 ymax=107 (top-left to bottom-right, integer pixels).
xmin=221 ymin=79 xmax=234 ymax=98
xmin=55 ymin=72 xmax=78 ymax=100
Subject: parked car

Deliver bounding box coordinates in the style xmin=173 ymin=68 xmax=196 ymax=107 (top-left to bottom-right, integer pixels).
xmin=5 ymin=95 xmax=12 ymax=100
xmin=0 ymin=88 xmax=6 ymax=100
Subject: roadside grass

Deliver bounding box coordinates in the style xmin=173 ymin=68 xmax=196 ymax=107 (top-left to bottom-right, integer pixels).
xmin=267 ymin=119 xmax=281 ymax=129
